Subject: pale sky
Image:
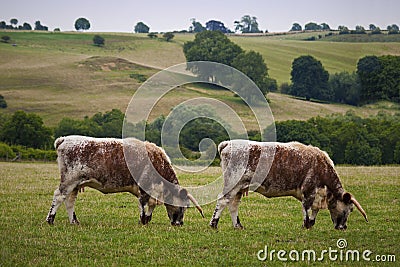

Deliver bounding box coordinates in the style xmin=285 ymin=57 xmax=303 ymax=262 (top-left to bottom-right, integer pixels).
xmin=1 ymin=0 xmax=399 ymax=32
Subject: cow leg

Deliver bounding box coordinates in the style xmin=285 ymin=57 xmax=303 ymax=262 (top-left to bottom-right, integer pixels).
xmin=209 ymin=193 xmax=232 ymax=229
xmin=138 ymin=194 xmax=153 ymax=225
xmin=228 ymin=192 xmax=243 ymax=229
xmin=46 ymin=182 xmax=80 ymax=225
xmin=308 ymin=209 xmax=319 ymax=228
xmin=302 ymin=196 xmax=315 ymax=229
xmin=65 ymin=188 xmax=79 ymax=224
xmin=46 ymin=188 xmax=65 ymax=224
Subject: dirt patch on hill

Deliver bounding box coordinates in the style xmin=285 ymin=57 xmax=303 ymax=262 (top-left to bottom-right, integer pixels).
xmin=78 ymin=56 xmax=151 ymax=71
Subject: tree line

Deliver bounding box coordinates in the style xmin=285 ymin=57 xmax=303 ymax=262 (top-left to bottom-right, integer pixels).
xmin=1 ymin=108 xmax=399 ymax=165
xmin=265 ymin=111 xmax=400 ymax=165
xmin=282 ymin=55 xmax=400 ymax=105
xmin=0 ymin=19 xmax=48 ymax=31
xmin=290 ymin=22 xmax=400 ymax=35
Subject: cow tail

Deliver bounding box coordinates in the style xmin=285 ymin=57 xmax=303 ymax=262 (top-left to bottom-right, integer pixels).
xmin=54 ymin=137 xmax=65 ymax=150
xmin=218 ymin=141 xmax=230 ymax=155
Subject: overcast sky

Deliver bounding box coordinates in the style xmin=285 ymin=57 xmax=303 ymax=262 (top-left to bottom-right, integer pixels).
xmin=1 ymin=0 xmax=399 ymax=32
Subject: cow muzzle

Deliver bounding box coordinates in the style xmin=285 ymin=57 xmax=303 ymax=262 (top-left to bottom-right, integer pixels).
xmin=171 ymin=221 xmax=184 ymax=226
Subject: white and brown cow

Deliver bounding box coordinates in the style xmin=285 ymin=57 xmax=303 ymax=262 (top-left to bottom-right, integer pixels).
xmin=46 ymin=135 xmax=203 ymax=226
xmin=210 ymin=140 xmax=368 ymax=230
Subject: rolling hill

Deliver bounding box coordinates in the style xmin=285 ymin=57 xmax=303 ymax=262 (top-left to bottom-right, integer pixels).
xmin=0 ymin=31 xmax=399 ymax=129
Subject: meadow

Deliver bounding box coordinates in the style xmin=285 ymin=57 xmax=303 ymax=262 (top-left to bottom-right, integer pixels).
xmin=0 ymin=162 xmax=398 ymax=266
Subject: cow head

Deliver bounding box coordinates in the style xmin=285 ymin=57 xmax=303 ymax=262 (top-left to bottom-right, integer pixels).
xmin=328 ymin=192 xmax=368 ymax=230
xmin=164 ymin=188 xmax=204 ymax=226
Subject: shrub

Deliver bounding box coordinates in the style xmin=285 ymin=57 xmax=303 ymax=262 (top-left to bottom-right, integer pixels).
xmin=0 ymin=94 xmax=7 ymax=108
xmin=93 ymin=35 xmax=105 ymax=46
xmin=1 ymin=35 xmax=10 ymax=43
xmin=0 ymin=143 xmax=16 ymax=159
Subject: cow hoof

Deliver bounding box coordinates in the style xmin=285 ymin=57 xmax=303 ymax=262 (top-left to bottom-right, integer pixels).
xmin=46 ymin=215 xmax=55 ymax=225
xmin=234 ymin=224 xmax=244 ymax=230
xmin=71 ymin=213 xmax=80 ymax=225
xmin=209 ymin=218 xmax=219 ymax=229
xmin=140 ymin=215 xmax=152 ymax=225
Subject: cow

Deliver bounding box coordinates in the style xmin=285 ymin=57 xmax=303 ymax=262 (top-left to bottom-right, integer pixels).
xmin=210 ymin=140 xmax=368 ymax=230
xmin=46 ymin=135 xmax=203 ymax=226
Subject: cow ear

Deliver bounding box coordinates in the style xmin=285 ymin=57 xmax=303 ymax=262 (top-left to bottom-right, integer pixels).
xmin=179 ymin=188 xmax=188 ymax=199
xmin=342 ymin=192 xmax=352 ymax=204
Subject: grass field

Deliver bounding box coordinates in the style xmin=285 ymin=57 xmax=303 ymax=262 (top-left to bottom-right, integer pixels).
xmin=0 ymin=162 xmax=398 ymax=266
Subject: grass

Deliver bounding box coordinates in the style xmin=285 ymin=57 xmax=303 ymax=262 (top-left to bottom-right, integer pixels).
xmin=0 ymin=162 xmax=399 ymax=266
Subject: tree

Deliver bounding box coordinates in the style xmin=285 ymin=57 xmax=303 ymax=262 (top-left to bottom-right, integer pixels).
xmin=329 ymin=72 xmax=361 ymax=105
xmin=387 ymin=24 xmax=399 ymax=34
xmin=189 ymin=19 xmax=205 ymax=33
xmin=183 ymin=30 xmax=243 ymax=80
xmin=74 ymin=17 xmax=90 ymax=31
xmin=354 ymin=25 xmax=366 ymax=34
xmin=371 ymin=27 xmax=382 ymax=34
xmin=290 ymin=55 xmax=331 ymax=101
xmin=93 ymin=35 xmax=105 ymax=46
xmin=369 ymin=24 xmax=377 ymax=31
xmin=304 ymin=22 xmax=320 ymax=31
xmin=34 ymin=21 xmax=48 ymax=31
xmin=162 ymin=32 xmax=174 ymax=41
xmin=0 ymin=111 xmax=52 ymax=149
xmin=0 ymin=21 xmax=6 ymax=29
xmin=357 ymin=55 xmax=382 ymax=102
xmin=10 ymin=18 xmax=18 ymax=28
xmin=22 ymin=22 xmax=32 ymax=30
xmin=338 ymin=25 xmax=350 ymax=34
xmin=205 ymin=20 xmax=229 ymax=33
xmin=134 ymin=22 xmax=150 ymax=33
xmin=231 ymin=50 xmax=270 ymax=94
xmin=320 ymin=23 xmax=331 ymax=31
xmin=290 ymin=23 xmax=302 ymax=31
xmin=235 ymin=15 xmax=262 ymax=33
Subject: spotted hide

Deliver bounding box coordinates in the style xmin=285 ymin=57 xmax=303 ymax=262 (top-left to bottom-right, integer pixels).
xmin=210 ymin=140 xmax=368 ymax=230
xmin=46 ymin=135 xmax=203 ymax=226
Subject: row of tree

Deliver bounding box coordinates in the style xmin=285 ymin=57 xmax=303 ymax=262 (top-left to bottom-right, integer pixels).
xmin=0 ymin=19 xmax=49 ymax=31
xmin=1 ymin=108 xmax=399 ymax=165
xmin=290 ymin=22 xmax=400 ymax=34
xmin=266 ymin=111 xmax=400 ymax=165
xmin=283 ymin=55 xmax=400 ymax=105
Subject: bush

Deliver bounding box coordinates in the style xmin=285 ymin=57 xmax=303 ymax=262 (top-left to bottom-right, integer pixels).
xmin=10 ymin=145 xmax=57 ymax=161
xmin=162 ymin=32 xmax=174 ymax=41
xmin=93 ymin=35 xmax=105 ymax=46
xmin=0 ymin=94 xmax=7 ymax=108
xmin=0 ymin=143 xmax=16 ymax=159
xmin=147 ymin=32 xmax=158 ymax=39
xmin=1 ymin=35 xmax=10 ymax=43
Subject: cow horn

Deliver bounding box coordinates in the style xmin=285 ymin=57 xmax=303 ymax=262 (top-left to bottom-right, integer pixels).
xmin=351 ymin=196 xmax=368 ymax=222
xmin=187 ymin=193 xmax=204 ymax=218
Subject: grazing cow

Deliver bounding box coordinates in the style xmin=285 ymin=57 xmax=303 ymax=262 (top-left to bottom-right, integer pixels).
xmin=46 ymin=135 xmax=203 ymax=226
xmin=210 ymin=140 xmax=368 ymax=230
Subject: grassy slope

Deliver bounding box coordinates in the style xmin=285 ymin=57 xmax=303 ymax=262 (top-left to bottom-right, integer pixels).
xmin=0 ymin=31 xmax=399 ymax=128
xmin=0 ymin=162 xmax=398 ymax=266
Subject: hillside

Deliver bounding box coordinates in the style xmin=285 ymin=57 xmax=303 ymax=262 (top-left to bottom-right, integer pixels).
xmin=0 ymin=31 xmax=399 ymax=128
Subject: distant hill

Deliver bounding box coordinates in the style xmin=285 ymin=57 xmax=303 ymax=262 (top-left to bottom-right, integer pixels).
xmin=0 ymin=31 xmax=399 ymax=128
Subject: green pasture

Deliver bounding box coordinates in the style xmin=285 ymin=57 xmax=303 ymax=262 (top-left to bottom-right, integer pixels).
xmin=0 ymin=162 xmax=398 ymax=266
xmin=1 ymin=31 xmax=400 ymax=127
